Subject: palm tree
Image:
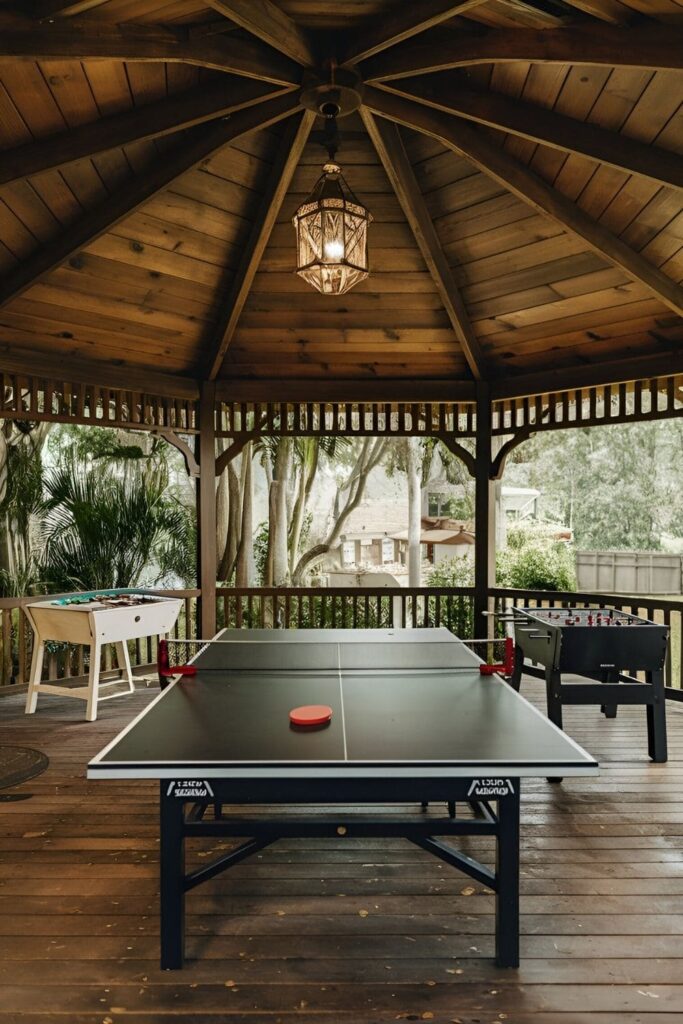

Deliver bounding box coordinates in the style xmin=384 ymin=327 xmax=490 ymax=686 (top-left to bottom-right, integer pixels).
xmin=40 ymin=453 xmax=189 ymax=591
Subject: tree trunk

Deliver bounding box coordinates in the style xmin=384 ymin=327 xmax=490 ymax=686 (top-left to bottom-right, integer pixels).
xmin=272 ymin=439 xmax=292 ymax=586
xmin=406 ymin=437 xmax=422 ymax=587
xmin=292 ymin=437 xmax=386 ymax=584
xmin=236 ymin=442 xmax=255 ymax=587
xmin=215 ymin=440 xmax=230 ymax=578
xmin=288 ymin=439 xmax=319 ymax=577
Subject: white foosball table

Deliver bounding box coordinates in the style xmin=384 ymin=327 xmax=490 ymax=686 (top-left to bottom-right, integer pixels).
xmin=24 ymin=590 xmax=182 ymax=721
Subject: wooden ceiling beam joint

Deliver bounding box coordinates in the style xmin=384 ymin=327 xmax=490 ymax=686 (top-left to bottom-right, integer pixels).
xmin=342 ymin=1 xmax=490 ymax=66
xmin=205 ymin=0 xmax=316 ymax=67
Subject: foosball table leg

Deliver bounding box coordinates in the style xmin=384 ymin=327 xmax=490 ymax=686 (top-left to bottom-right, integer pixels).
xmin=646 ymin=669 xmax=667 ymax=763
xmin=544 ymin=667 xmax=563 ymax=731
xmin=600 ymin=668 xmax=618 ymax=718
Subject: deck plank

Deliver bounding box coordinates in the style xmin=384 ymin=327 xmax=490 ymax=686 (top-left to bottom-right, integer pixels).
xmin=1 ymin=677 xmax=683 ymax=1021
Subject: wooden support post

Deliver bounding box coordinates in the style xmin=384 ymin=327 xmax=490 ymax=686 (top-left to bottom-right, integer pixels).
xmin=474 ymin=382 xmax=495 ymax=639
xmin=197 ymin=381 xmax=217 ymax=639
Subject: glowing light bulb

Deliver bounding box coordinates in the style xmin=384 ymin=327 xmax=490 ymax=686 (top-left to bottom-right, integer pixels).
xmin=323 ymin=239 xmax=344 ymax=260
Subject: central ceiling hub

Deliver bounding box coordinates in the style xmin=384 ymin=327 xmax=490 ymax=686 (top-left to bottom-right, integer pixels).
xmin=300 ymin=66 xmax=363 ymax=118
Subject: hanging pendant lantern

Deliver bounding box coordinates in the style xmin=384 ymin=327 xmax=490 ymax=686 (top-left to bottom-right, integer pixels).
xmin=293 ymin=109 xmax=372 ymax=296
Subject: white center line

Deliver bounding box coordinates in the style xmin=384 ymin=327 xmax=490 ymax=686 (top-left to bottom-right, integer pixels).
xmin=337 ymin=644 xmax=349 ymax=761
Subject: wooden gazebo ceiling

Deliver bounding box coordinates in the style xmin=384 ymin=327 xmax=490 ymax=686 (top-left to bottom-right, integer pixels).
xmin=0 ymin=0 xmax=682 ymax=400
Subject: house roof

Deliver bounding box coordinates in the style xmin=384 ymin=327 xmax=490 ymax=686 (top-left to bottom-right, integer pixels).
xmin=0 ymin=2 xmax=681 ymax=400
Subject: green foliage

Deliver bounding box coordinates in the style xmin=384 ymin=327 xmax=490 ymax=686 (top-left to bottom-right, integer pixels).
xmin=0 ymin=560 xmax=40 ymax=599
xmin=0 ymin=433 xmax=43 ymax=533
xmin=156 ymin=500 xmax=197 ymax=587
xmin=426 ymin=555 xmax=474 ymax=588
xmin=496 ymin=525 xmax=576 ymax=592
xmin=39 ymin=454 xmax=184 ymax=591
xmin=506 ymin=421 xmax=683 ymax=552
xmin=424 ymin=557 xmax=475 ymax=636
xmin=253 ymin=521 xmax=270 ymax=585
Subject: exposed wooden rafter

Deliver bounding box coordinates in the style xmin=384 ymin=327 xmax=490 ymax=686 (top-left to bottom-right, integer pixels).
xmin=363 ymin=87 xmax=683 ymax=318
xmin=383 ymin=79 xmax=683 ymax=191
xmin=0 ymin=93 xmax=302 ymax=311
xmin=0 ymin=17 xmax=301 ymax=86
xmin=341 ymin=1 xmax=490 ymax=66
xmin=205 ymin=0 xmax=316 ymax=67
xmin=360 ymin=25 xmax=683 ymax=81
xmin=0 ymin=80 xmax=292 ymax=188
xmin=361 ymin=110 xmax=484 ymax=380
xmin=206 ymin=110 xmax=316 ymax=380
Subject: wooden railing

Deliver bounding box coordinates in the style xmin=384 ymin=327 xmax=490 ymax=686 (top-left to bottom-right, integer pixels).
xmin=0 ymin=590 xmax=199 ymax=689
xmin=492 ymin=587 xmax=683 ymax=697
xmin=1 ymin=585 xmax=680 ymax=699
xmin=216 ymin=587 xmax=475 ymax=635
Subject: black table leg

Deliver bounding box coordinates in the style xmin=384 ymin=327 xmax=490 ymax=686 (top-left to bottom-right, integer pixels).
xmin=646 ymin=669 xmax=667 ymax=763
xmin=600 ymin=669 xmax=618 ymax=718
xmin=545 ymin=667 xmax=563 ymax=731
xmin=160 ymin=784 xmax=186 ymax=970
xmin=495 ymin=788 xmax=520 ymax=968
xmin=508 ymin=645 xmax=524 ymax=693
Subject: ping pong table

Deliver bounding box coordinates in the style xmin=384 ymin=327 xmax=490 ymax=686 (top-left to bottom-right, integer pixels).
xmin=88 ymin=627 xmax=598 ymax=970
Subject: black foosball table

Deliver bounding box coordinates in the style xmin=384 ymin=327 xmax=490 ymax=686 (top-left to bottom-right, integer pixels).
xmin=509 ymin=606 xmax=669 ymax=764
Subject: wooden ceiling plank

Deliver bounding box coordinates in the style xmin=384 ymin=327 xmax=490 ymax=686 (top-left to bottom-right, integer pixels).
xmin=0 ymin=92 xmax=302 ymax=311
xmin=363 ymin=87 xmax=683 ymax=318
xmin=361 ymin=109 xmax=483 ymax=380
xmin=0 ymin=344 xmax=199 ymax=399
xmin=492 ymin=352 xmax=683 ymax=399
xmin=0 ymin=79 xmax=292 ymax=187
xmin=206 ymin=109 xmax=316 ymax=380
xmin=361 ymin=25 xmax=683 ymax=81
xmin=385 ymin=79 xmax=683 ymax=191
xmin=558 ymin=0 xmax=630 ymax=23
xmin=205 ymin=0 xmax=315 ymax=67
xmin=0 ymin=18 xmax=301 ymax=86
xmin=33 ymin=1 xmax=110 ymax=15
xmin=342 ymin=1 xmax=490 ymax=66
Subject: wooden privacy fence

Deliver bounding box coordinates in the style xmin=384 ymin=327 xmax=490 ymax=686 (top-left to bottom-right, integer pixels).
xmin=575 ymin=550 xmax=682 ymax=596
xmin=1 ymin=586 xmax=681 ymax=696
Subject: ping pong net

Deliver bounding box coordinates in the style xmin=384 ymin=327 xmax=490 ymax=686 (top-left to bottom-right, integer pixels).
xmin=157 ymin=636 xmax=514 ymax=687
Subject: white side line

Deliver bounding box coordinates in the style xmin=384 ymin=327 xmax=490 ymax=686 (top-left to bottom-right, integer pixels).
xmin=337 ymin=644 xmax=349 ymax=762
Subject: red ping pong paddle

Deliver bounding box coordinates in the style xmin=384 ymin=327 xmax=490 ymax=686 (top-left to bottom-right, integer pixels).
xmin=289 ymin=704 xmax=333 ymax=727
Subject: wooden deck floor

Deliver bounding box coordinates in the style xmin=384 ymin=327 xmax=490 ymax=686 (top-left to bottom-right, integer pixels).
xmin=1 ymin=677 xmax=683 ymax=1024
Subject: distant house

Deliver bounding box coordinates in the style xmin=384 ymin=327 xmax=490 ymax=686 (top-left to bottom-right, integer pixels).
xmin=392 ymin=516 xmax=475 ymax=566
xmin=323 ymin=501 xmax=409 ymax=575
xmin=321 ymin=501 xmax=475 ymax=587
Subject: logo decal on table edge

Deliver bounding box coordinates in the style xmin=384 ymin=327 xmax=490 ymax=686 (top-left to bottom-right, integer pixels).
xmin=167 ymin=780 xmax=215 ymax=798
xmin=467 ymin=778 xmax=514 ymax=798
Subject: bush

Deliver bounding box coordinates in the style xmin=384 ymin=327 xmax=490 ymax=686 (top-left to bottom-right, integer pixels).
xmin=496 ymin=525 xmax=575 ymax=592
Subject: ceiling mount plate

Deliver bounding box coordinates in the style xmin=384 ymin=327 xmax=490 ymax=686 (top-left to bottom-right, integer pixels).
xmin=300 ymin=66 xmax=363 ymax=118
